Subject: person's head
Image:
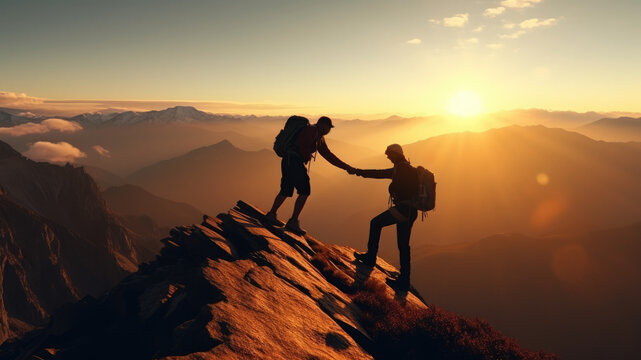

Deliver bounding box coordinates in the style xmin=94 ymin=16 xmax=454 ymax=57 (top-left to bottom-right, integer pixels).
xmin=316 ymin=116 xmax=334 ymax=136
xmin=385 ymin=144 xmax=406 ymax=164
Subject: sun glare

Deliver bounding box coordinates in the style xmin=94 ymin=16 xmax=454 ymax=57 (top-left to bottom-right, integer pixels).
xmin=448 ymin=91 xmax=483 ymax=117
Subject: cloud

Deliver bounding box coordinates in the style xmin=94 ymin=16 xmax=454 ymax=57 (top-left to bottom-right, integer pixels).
xmin=0 ymin=118 xmax=82 ymax=137
xmin=0 ymin=91 xmax=43 ymax=106
xmin=443 ymin=13 xmax=469 ymax=27
xmin=17 ymin=112 xmax=38 ymax=118
xmin=40 ymin=118 xmax=83 ymax=132
xmin=500 ymin=30 xmax=527 ymax=39
xmin=500 ymin=0 xmax=542 ymax=8
xmin=520 ymin=18 xmax=558 ymax=29
xmin=93 ymin=145 xmax=111 ymax=158
xmin=473 ymin=25 xmax=485 ymax=33
xmin=487 ymin=43 xmax=505 ymax=49
xmin=0 ymin=123 xmax=49 ymax=137
xmin=0 ymin=90 xmax=304 ymax=117
xmin=406 ymin=38 xmax=422 ymax=45
xmin=504 ymin=23 xmax=516 ymax=29
xmin=483 ymin=7 xmax=506 ymax=17
xmin=23 ymin=141 xmax=86 ymax=163
xmin=428 ymin=19 xmax=441 ymax=25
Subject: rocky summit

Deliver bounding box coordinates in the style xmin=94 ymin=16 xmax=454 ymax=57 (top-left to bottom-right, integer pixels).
xmin=0 ymin=201 xmax=555 ymax=360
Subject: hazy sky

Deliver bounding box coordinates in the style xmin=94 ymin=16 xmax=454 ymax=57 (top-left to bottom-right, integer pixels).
xmin=1 ymin=0 xmax=640 ymax=116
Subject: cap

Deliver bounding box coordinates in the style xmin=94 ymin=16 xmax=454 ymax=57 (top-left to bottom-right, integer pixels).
xmin=385 ymin=144 xmax=404 ymax=156
xmin=318 ymin=116 xmax=334 ymax=128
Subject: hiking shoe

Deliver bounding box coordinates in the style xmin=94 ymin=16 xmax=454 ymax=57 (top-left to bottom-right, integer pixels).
xmin=285 ymin=218 xmax=306 ymax=236
xmin=386 ymin=276 xmax=410 ymax=291
xmin=353 ymin=251 xmax=376 ymax=267
xmin=265 ymin=211 xmax=285 ymax=227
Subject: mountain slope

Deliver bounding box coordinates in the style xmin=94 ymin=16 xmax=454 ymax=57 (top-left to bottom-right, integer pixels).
xmin=0 ymin=141 xmax=138 ymax=271
xmin=102 ymin=184 xmax=203 ymax=256
xmin=103 ymin=184 xmax=202 ymax=229
xmin=126 ymin=140 xmax=285 ymax=214
xmin=82 ymin=165 xmax=126 ymax=190
xmin=0 ymin=201 xmax=555 ymax=359
xmin=412 ymin=222 xmax=641 ymax=360
xmin=577 ymin=116 xmax=641 ymax=141
xmin=0 ymin=140 xmax=140 ymax=343
xmin=0 ymin=189 xmax=125 ymax=338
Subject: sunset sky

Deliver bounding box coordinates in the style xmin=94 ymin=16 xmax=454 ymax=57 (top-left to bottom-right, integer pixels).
xmin=1 ymin=0 xmax=640 ymax=116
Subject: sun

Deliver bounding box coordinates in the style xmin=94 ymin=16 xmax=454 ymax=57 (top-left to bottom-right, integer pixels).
xmin=448 ymin=90 xmax=483 ymax=117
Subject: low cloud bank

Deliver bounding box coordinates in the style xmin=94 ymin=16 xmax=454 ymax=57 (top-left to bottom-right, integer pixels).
xmin=23 ymin=141 xmax=86 ymax=163
xmin=0 ymin=118 xmax=82 ymax=136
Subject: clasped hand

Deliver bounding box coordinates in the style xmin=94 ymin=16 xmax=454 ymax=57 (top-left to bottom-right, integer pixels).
xmin=346 ymin=166 xmax=363 ymax=176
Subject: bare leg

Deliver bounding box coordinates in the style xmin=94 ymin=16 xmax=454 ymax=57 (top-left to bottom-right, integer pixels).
xmin=269 ymin=194 xmax=287 ymax=214
xmin=290 ymin=195 xmax=308 ymax=220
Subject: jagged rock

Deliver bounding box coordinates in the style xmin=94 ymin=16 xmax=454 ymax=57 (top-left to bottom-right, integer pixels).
xmin=0 ymin=201 xmax=427 ymax=359
xmin=1 ymin=200 xmax=554 ymax=359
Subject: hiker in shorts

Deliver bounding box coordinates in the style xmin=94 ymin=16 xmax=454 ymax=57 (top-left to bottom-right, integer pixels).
xmin=266 ymin=116 xmax=355 ymax=235
xmin=352 ymin=144 xmax=418 ymax=290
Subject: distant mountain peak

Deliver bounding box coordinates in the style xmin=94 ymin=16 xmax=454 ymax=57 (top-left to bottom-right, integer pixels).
xmin=167 ymin=105 xmax=199 ymax=112
xmin=212 ymin=138 xmax=234 ymax=147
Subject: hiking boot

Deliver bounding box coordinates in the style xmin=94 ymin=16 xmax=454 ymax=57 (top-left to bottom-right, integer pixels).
xmin=265 ymin=211 xmax=285 ymax=227
xmin=285 ymin=218 xmax=306 ymax=236
xmin=353 ymin=251 xmax=376 ymax=267
xmin=386 ymin=276 xmax=410 ymax=291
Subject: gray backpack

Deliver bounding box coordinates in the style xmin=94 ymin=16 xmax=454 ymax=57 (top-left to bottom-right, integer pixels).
xmin=273 ymin=116 xmax=310 ymax=157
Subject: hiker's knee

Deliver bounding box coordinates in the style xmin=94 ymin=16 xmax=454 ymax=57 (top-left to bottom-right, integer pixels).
xmin=296 ymin=184 xmax=310 ymax=196
xmin=370 ymin=216 xmax=384 ymax=229
xmin=279 ymin=186 xmax=294 ymax=198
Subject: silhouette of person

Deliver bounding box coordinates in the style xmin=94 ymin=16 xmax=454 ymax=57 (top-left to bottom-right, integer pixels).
xmin=352 ymin=144 xmax=418 ymax=290
xmin=266 ymin=116 xmax=355 ymax=235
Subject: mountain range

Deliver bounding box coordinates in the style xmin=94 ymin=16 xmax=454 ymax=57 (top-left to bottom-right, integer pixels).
xmin=2 ymin=105 xmax=640 ymax=358
xmin=91 ymin=125 xmax=641 ymax=255
xmin=69 ymin=106 xmax=243 ymax=127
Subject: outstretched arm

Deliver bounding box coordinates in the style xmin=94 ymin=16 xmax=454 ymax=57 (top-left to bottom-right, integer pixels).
xmin=318 ymin=138 xmax=353 ymax=171
xmin=356 ymin=168 xmax=394 ymax=179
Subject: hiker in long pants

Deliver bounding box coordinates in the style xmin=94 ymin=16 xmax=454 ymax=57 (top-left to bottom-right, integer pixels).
xmin=266 ymin=116 xmax=355 ymax=235
xmin=352 ymin=144 xmax=418 ymax=290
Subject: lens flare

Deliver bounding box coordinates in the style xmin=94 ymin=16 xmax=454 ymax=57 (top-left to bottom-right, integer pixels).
xmin=537 ymin=173 xmax=550 ymax=185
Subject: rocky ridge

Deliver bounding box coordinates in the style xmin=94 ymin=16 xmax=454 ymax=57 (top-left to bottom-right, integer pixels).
xmin=0 ymin=201 xmax=555 ymax=359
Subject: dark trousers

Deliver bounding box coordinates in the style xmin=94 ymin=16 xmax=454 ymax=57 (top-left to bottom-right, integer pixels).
xmin=367 ymin=207 xmax=417 ymax=280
